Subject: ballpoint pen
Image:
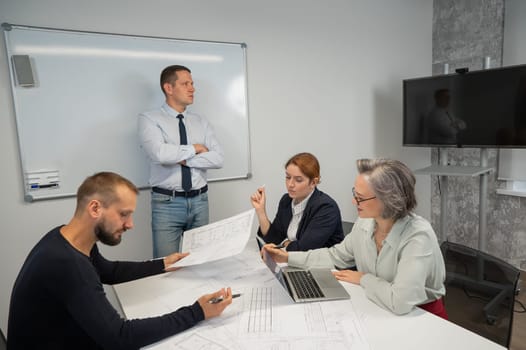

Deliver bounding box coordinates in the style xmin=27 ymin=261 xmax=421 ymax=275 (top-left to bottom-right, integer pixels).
xmin=209 ymin=293 xmax=241 ymax=304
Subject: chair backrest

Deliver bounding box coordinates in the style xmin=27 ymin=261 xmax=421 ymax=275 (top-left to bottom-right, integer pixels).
xmin=440 ymin=241 xmax=520 ymax=348
xmin=341 ymin=221 xmax=354 ymax=236
xmin=0 ymin=327 xmax=6 ymax=350
xmin=340 ymin=221 xmax=356 ymax=270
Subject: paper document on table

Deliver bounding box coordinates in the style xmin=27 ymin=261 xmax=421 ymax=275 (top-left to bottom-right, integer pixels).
xmin=170 ymin=209 xmax=255 ymax=267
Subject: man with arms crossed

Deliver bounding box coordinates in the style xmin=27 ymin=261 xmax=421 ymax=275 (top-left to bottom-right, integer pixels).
xmin=138 ymin=65 xmax=224 ymax=258
xmin=8 ymin=172 xmax=232 ymax=349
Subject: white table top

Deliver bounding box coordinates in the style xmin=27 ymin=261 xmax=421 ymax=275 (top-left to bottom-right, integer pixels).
xmin=113 ymin=239 xmax=505 ymax=350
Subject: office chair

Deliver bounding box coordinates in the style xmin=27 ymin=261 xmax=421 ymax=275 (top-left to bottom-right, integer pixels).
xmin=0 ymin=327 xmax=6 ymax=350
xmin=440 ymin=241 xmax=520 ymax=348
xmin=340 ymin=221 xmax=356 ymax=270
xmin=341 ymin=221 xmax=354 ymax=236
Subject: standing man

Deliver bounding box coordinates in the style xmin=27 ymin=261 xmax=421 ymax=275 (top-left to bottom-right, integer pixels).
xmin=7 ymin=172 xmax=233 ymax=349
xmin=138 ymin=65 xmax=224 ymax=258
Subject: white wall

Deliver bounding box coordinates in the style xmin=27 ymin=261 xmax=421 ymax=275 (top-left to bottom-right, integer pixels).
xmin=498 ymin=0 xmax=526 ymax=185
xmin=503 ymin=0 xmax=526 ymax=66
xmin=0 ymin=0 xmax=433 ymax=332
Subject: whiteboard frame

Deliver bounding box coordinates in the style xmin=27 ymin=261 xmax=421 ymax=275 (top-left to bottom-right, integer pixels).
xmin=2 ymin=23 xmax=251 ymax=202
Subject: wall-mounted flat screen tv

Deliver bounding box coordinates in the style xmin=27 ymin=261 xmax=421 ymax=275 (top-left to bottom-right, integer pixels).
xmin=403 ymin=64 xmax=526 ymax=148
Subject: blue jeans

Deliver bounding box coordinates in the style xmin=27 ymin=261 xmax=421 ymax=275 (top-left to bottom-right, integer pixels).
xmin=151 ymin=191 xmax=209 ymax=258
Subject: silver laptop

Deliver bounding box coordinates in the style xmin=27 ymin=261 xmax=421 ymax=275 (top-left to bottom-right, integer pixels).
xmin=262 ymin=249 xmax=350 ymax=303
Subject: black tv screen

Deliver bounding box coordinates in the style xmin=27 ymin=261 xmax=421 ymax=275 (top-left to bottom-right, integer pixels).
xmin=403 ymin=64 xmax=526 ymax=148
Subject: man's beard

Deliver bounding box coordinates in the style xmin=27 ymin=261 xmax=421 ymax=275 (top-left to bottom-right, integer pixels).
xmin=94 ymin=219 xmax=123 ymax=246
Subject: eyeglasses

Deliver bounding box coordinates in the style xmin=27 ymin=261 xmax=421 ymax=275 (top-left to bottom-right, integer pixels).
xmin=352 ymin=187 xmax=376 ymax=204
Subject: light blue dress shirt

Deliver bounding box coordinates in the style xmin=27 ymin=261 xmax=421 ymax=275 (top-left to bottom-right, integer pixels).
xmin=138 ymin=103 xmax=224 ymax=190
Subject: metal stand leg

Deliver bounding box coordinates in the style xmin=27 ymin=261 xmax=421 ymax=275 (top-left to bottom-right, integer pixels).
xmin=439 ymin=149 xmax=448 ymax=242
xmin=479 ymin=148 xmax=488 ymax=252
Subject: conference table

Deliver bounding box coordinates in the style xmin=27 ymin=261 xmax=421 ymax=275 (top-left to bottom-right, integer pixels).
xmin=113 ymin=238 xmax=505 ymax=350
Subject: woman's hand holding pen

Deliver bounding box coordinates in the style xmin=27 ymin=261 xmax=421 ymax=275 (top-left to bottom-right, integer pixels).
xmin=250 ymin=186 xmax=266 ymax=211
xmin=198 ymin=287 xmax=233 ymax=319
xmin=251 ymin=185 xmax=271 ymax=235
xmin=262 ymin=243 xmax=289 ymax=263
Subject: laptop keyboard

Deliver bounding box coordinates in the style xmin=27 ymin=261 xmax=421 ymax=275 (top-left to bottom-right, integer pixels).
xmin=287 ymin=270 xmax=325 ymax=299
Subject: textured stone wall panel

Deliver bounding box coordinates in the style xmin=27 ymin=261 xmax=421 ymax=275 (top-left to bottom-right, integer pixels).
xmin=431 ymin=0 xmax=526 ymax=268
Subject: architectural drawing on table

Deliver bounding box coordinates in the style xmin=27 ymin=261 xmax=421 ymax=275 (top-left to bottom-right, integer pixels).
xmin=245 ymin=287 xmax=274 ymax=333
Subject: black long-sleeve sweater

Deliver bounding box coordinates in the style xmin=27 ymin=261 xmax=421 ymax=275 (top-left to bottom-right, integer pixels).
xmin=7 ymin=226 xmax=204 ymax=350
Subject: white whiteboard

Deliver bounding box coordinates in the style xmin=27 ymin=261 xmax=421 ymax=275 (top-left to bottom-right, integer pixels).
xmin=3 ymin=24 xmax=251 ymax=201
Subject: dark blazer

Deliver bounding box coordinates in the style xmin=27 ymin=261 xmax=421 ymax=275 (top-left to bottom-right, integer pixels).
xmin=258 ymin=188 xmax=344 ymax=251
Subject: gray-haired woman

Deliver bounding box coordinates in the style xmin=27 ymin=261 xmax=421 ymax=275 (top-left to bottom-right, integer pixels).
xmin=263 ymin=158 xmax=448 ymax=319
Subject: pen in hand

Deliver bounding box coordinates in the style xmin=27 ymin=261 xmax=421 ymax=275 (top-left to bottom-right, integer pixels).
xmin=209 ymin=293 xmax=241 ymax=304
xmin=272 ymin=244 xmax=285 ymax=249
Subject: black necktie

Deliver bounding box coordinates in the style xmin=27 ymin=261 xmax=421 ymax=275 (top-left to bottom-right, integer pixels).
xmin=177 ymin=114 xmax=192 ymax=191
